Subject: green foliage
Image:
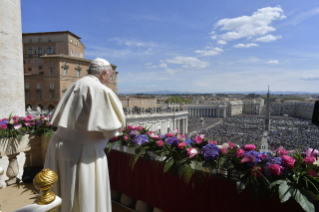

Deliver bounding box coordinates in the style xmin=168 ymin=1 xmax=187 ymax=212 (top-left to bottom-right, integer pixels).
xmin=164 ymin=97 xmax=192 ymax=104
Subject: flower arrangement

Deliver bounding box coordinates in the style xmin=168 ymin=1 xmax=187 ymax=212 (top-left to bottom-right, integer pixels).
xmin=107 ymin=126 xmax=319 ymax=212
xmin=0 ymin=114 xmax=56 ymax=140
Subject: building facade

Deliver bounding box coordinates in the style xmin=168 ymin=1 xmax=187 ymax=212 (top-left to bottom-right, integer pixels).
xmin=22 ymin=31 xmax=118 ymax=110
xmin=276 ymin=100 xmax=317 ymax=119
xmin=120 ymin=97 xmax=157 ymax=109
xmin=184 ymin=98 xmax=264 ymax=118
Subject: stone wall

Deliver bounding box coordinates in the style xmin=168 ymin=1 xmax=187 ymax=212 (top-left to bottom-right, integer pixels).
xmin=0 ymin=0 xmax=25 ymax=118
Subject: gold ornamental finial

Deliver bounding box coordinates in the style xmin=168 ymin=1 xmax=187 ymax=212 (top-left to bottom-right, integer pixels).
xmin=33 ymin=168 xmax=58 ymax=205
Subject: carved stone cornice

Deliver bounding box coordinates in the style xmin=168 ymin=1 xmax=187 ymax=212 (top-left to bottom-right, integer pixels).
xmin=61 ymin=64 xmax=69 ymax=69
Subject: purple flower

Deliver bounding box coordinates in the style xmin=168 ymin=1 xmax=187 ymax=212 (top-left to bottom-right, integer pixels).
xmin=129 ymin=130 xmax=139 ymax=138
xmin=201 ymin=144 xmax=220 ymax=161
xmin=185 ymin=138 xmax=195 ymax=146
xmin=37 ymin=120 xmax=42 ymax=126
xmin=264 ymin=157 xmax=282 ymax=166
xmin=244 ymin=151 xmax=262 ymax=167
xmin=166 ymin=136 xmax=179 ymax=147
xmin=132 ymin=134 xmax=148 ymax=146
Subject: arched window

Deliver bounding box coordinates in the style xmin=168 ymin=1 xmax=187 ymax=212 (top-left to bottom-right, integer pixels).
xmin=38 ymin=47 xmax=42 ymax=54
xmin=28 ymin=47 xmax=32 ymax=55
xmin=47 ymin=46 xmax=52 ymax=54
xmin=71 ymin=50 xmax=74 ymax=56
xmin=39 ymin=38 xmax=42 ymax=43
xmin=48 ymin=37 xmax=51 ymax=42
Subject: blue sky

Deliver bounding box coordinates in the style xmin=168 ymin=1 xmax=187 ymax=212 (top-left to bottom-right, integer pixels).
xmin=21 ymin=0 xmax=319 ymax=93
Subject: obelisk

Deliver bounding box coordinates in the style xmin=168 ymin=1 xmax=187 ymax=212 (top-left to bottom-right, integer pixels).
xmin=0 ymin=0 xmax=25 ymax=118
xmin=265 ymin=86 xmax=270 ymax=131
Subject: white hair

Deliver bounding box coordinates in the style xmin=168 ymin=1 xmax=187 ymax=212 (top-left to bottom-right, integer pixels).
xmin=87 ymin=58 xmax=111 ymax=75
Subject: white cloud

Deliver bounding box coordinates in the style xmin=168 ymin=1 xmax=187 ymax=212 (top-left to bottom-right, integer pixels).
xmin=216 ymin=40 xmax=227 ymax=45
xmin=195 ymin=47 xmax=223 ymax=56
xmin=162 ymin=68 xmax=183 ymax=75
xmin=287 ymin=8 xmax=319 ymax=26
xmin=108 ymin=38 xmax=157 ymax=47
xmin=146 ymin=65 xmax=158 ymax=69
xmin=255 ymin=35 xmax=282 ymax=42
xmin=145 ymin=62 xmax=152 ymax=66
xmin=159 ymin=63 xmax=168 ymax=68
xmin=233 ymin=43 xmax=259 ymax=48
xmin=267 ymin=60 xmax=279 ymax=65
xmin=213 ymin=6 xmax=286 ymax=41
xmin=211 ymin=35 xmax=218 ymax=39
xmin=166 ymin=56 xmax=210 ymax=69
xmin=301 ymin=75 xmax=319 ymax=80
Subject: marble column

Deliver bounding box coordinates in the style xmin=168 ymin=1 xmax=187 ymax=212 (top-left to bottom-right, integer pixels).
xmin=0 ymin=0 xmax=25 ymax=118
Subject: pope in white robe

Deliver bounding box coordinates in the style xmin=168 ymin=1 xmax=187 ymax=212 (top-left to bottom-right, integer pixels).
xmin=44 ymin=58 xmax=126 ymax=212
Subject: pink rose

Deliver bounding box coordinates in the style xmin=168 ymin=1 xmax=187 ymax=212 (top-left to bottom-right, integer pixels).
xmin=251 ymin=165 xmax=262 ymax=177
xmin=2 ymin=118 xmax=8 ymax=121
xmin=46 ymin=123 xmax=51 ymax=127
xmin=282 ymin=155 xmax=295 ymax=169
xmin=236 ymin=148 xmax=245 ymax=158
xmin=24 ymin=118 xmax=30 ymax=122
xmin=174 ymin=129 xmax=181 ymax=134
xmin=306 ymin=148 xmax=319 ymax=157
xmin=187 ymin=148 xmax=198 ymax=158
xmin=40 ymin=115 xmax=45 ymax=119
xmin=25 ymin=122 xmax=31 ymax=127
xmin=307 ymin=170 xmax=318 ymax=177
xmin=244 ymin=144 xmax=256 ymax=151
xmin=135 ymin=126 xmax=143 ymax=131
xmin=110 ymin=137 xmax=118 ymax=142
xmin=279 ymin=149 xmax=289 ymax=157
xmin=149 ymin=134 xmax=161 ymax=140
xmin=165 ymin=133 xmax=174 ymax=137
xmin=304 ymin=156 xmax=316 ymax=165
xmin=178 ymin=142 xmax=187 ymax=150
xmin=0 ymin=124 xmax=7 ymax=130
xmin=199 ymin=134 xmax=205 ymax=139
xmin=157 ymin=140 xmax=164 ymax=147
xmin=127 ymin=125 xmax=135 ymax=131
xmin=178 ymin=134 xmax=186 ymax=141
xmin=123 ymin=135 xmax=129 ymax=141
xmin=208 ymin=140 xmax=217 ymax=144
xmin=31 ymin=122 xmax=35 ymax=125
xmin=260 ymin=154 xmax=267 ymax=160
xmin=227 ymin=142 xmax=235 ymax=149
xmin=13 ymin=120 xmax=18 ymax=124
xmin=14 ymin=124 xmax=22 ymax=130
xmin=268 ymin=164 xmax=283 ymax=176
xmin=220 ymin=147 xmax=228 ymax=154
xmin=194 ymin=136 xmax=203 ymax=144
xmin=27 ymin=115 xmax=33 ymax=119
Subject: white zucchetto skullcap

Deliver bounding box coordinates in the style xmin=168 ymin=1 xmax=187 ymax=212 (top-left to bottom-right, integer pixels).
xmin=90 ymin=58 xmax=110 ymax=67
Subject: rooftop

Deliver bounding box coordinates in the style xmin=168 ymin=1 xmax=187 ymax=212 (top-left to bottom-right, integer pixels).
xmin=22 ymin=31 xmax=81 ymax=39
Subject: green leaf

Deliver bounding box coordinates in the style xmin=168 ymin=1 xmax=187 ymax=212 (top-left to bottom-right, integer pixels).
xmin=293 ymin=189 xmax=315 ymax=212
xmin=170 ymin=163 xmax=178 ymax=177
xmin=236 ymin=181 xmax=246 ymax=194
xmin=269 ymin=180 xmax=286 ymax=189
xmin=278 ymin=183 xmax=292 ymax=203
xmin=164 ymin=159 xmax=175 ymax=173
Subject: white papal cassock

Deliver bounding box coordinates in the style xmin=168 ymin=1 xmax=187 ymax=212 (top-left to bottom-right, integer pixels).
xmin=44 ymin=75 xmax=125 ymax=212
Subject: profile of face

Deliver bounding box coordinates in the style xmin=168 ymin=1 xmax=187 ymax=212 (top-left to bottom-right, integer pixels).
xmin=98 ymin=66 xmax=114 ymax=86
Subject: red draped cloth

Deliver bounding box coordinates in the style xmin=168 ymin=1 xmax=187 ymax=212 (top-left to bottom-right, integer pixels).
xmin=108 ymin=150 xmax=316 ymax=212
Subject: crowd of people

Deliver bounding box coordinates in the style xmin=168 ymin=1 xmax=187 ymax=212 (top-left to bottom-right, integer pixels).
xmin=268 ymin=118 xmax=319 ymax=152
xmin=187 ymin=116 xmax=319 ymax=152
xmin=197 ymin=117 xmax=265 ymax=147
xmin=187 ymin=117 xmax=222 ymax=134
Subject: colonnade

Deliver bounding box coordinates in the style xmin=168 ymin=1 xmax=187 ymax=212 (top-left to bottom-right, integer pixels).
xmin=186 ymin=107 xmax=226 ymax=118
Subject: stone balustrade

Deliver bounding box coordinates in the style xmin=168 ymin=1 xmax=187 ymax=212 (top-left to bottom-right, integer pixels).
xmin=0 ymin=134 xmax=51 ymax=189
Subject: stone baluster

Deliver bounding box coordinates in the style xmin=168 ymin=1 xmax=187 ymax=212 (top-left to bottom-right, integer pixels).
xmin=13 ymin=169 xmax=62 ymax=212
